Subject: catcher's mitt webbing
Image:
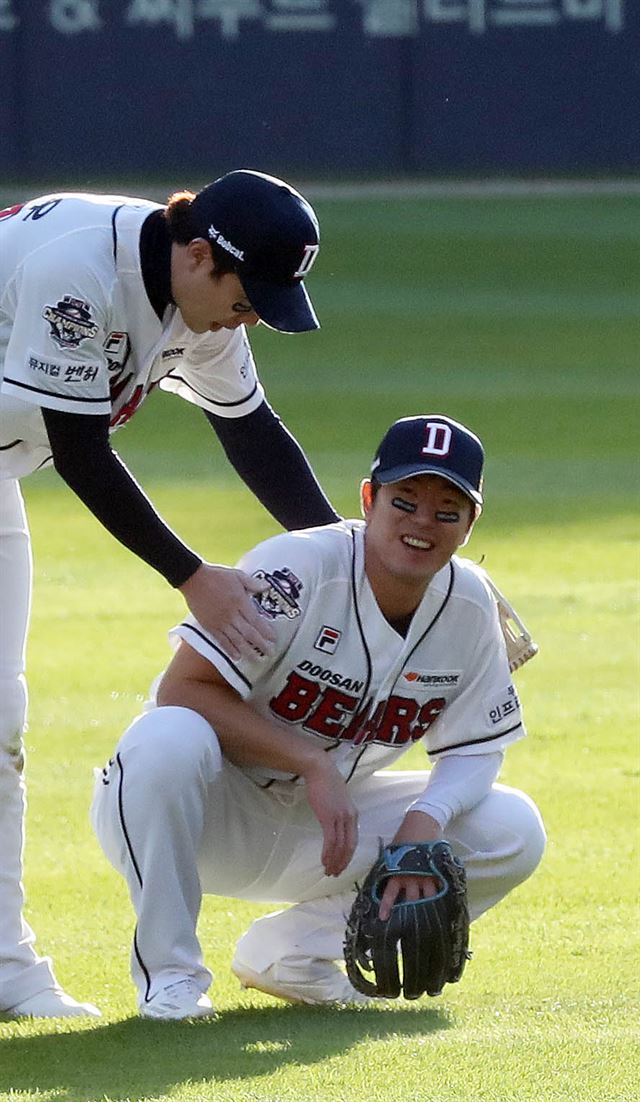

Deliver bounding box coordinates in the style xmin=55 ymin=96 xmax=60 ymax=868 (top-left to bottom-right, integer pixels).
xmin=344 ymin=840 xmax=470 ymax=1000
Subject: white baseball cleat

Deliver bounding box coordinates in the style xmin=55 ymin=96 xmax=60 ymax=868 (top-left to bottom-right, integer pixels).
xmin=231 ymin=955 xmax=376 ymax=1006
xmin=4 ymin=986 xmax=101 ymax=1019
xmin=139 ymin=977 xmax=216 ymax=1021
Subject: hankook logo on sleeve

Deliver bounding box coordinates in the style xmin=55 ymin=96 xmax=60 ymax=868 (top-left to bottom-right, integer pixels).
xmin=403 ymin=671 xmax=461 ymax=687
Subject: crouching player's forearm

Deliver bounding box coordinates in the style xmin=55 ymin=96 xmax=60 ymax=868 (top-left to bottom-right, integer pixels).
xmin=157 ymin=642 xmax=358 ymax=877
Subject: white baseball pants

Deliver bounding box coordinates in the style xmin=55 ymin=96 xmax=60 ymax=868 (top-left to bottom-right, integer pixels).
xmin=0 ymin=478 xmax=59 ymax=1010
xmin=91 ymin=705 xmax=546 ymax=1006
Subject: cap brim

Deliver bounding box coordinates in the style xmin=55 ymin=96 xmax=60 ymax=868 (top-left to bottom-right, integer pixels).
xmin=373 ymin=463 xmax=483 ymax=506
xmin=241 ymin=274 xmax=319 ymax=333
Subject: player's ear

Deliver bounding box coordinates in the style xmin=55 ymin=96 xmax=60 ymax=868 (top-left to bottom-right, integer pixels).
xmin=186 ymin=237 xmax=212 ymax=268
xmin=458 ymin=502 xmax=481 ymax=548
xmin=360 ymin=478 xmax=374 ymax=519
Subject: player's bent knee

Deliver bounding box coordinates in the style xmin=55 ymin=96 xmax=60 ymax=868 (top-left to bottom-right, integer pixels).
xmin=117 ymin=706 xmax=223 ymax=787
xmin=507 ymin=790 xmax=546 ymax=885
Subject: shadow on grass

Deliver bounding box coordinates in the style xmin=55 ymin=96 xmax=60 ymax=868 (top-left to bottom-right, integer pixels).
xmin=0 ymin=1003 xmax=452 ymax=1099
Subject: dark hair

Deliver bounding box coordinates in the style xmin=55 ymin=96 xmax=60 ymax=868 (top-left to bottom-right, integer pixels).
xmin=164 ymin=191 xmax=237 ymax=278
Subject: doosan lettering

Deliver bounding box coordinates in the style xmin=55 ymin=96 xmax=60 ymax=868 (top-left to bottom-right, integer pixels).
xmin=297 ymin=660 xmax=364 ymax=693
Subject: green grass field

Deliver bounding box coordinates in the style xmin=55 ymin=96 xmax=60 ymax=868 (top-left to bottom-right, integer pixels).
xmin=0 ymin=189 xmax=638 ymax=1102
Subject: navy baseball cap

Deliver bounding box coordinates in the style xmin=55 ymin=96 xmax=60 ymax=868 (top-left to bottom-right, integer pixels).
xmin=371 ymin=415 xmax=485 ymax=507
xmin=190 ymin=170 xmax=320 ymax=333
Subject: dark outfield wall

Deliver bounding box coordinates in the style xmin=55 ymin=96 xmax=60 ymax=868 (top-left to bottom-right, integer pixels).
xmin=1 ymin=1 xmax=638 ymax=178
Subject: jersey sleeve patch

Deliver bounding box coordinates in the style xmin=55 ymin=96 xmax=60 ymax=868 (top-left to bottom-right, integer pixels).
xmin=42 ymin=295 xmax=99 ymax=350
xmin=253 ymin=567 xmax=303 ymax=620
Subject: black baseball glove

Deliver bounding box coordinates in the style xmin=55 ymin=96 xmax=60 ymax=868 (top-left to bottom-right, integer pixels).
xmin=343 ymin=840 xmax=471 ymax=1000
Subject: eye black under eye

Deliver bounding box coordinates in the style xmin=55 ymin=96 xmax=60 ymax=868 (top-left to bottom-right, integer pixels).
xmin=392 ymin=497 xmax=417 ymax=514
xmin=436 ymin=510 xmax=460 ymax=523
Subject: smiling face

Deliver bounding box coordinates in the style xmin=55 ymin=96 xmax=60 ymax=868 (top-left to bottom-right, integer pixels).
xmin=361 ymin=474 xmax=477 ymax=620
xmin=170 ymin=239 xmax=260 ymax=333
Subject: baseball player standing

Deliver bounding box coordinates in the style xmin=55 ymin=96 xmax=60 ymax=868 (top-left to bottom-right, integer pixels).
xmin=91 ymin=414 xmax=546 ymax=1020
xmin=0 ymin=171 xmax=339 ymax=1018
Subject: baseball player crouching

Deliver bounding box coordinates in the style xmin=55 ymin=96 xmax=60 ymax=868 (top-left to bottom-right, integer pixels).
xmin=92 ymin=414 xmax=546 ymax=1020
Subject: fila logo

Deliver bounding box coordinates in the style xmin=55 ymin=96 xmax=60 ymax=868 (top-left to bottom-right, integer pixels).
xmin=104 ymin=331 xmax=127 ymax=354
xmin=294 ymin=244 xmax=319 ymax=278
xmin=422 ymin=421 xmax=452 ymax=457
xmin=314 ymin=625 xmax=342 ymax=654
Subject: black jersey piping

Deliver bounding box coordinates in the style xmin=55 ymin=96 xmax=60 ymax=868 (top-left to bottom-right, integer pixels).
xmin=133 ymin=927 xmax=153 ymax=1002
xmin=342 ymin=528 xmax=375 ymax=782
xmin=116 ymin=753 xmax=143 ymax=886
xmin=115 ymin=752 xmax=153 ymax=1000
xmin=164 ymin=372 xmax=259 ymax=409
xmin=0 ymin=439 xmax=22 ymax=450
xmin=344 ymin=557 xmax=455 ymax=767
xmin=402 ymin=561 xmax=455 ymax=672
xmin=179 ymin=621 xmax=253 ymax=693
xmin=259 ymin=528 xmax=374 ymax=791
xmin=381 ymin=559 xmax=455 ymax=748
xmin=111 ymin=205 xmax=124 ymax=262
xmin=2 ymin=377 xmax=109 ymax=403
xmin=428 ymin=722 xmax=523 ymax=756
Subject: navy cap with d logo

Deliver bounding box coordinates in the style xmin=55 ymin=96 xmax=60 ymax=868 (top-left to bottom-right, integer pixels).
xmin=190 ymin=170 xmax=320 ymax=334
xmin=371 ymin=415 xmax=485 ymax=507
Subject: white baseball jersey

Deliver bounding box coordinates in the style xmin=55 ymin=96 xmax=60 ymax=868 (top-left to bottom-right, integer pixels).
xmin=0 ymin=194 xmax=263 ymax=480
xmin=169 ymin=520 xmax=526 ymax=787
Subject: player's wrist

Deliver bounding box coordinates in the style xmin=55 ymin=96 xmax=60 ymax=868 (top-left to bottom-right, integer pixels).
xmin=392 ymin=810 xmax=442 ymax=844
xmin=299 ymin=751 xmax=340 ymax=785
xmin=173 ymin=554 xmax=204 ymax=590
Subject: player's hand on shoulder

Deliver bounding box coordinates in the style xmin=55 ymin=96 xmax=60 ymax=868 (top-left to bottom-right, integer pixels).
xmin=179 ymin=563 xmax=277 ymax=660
